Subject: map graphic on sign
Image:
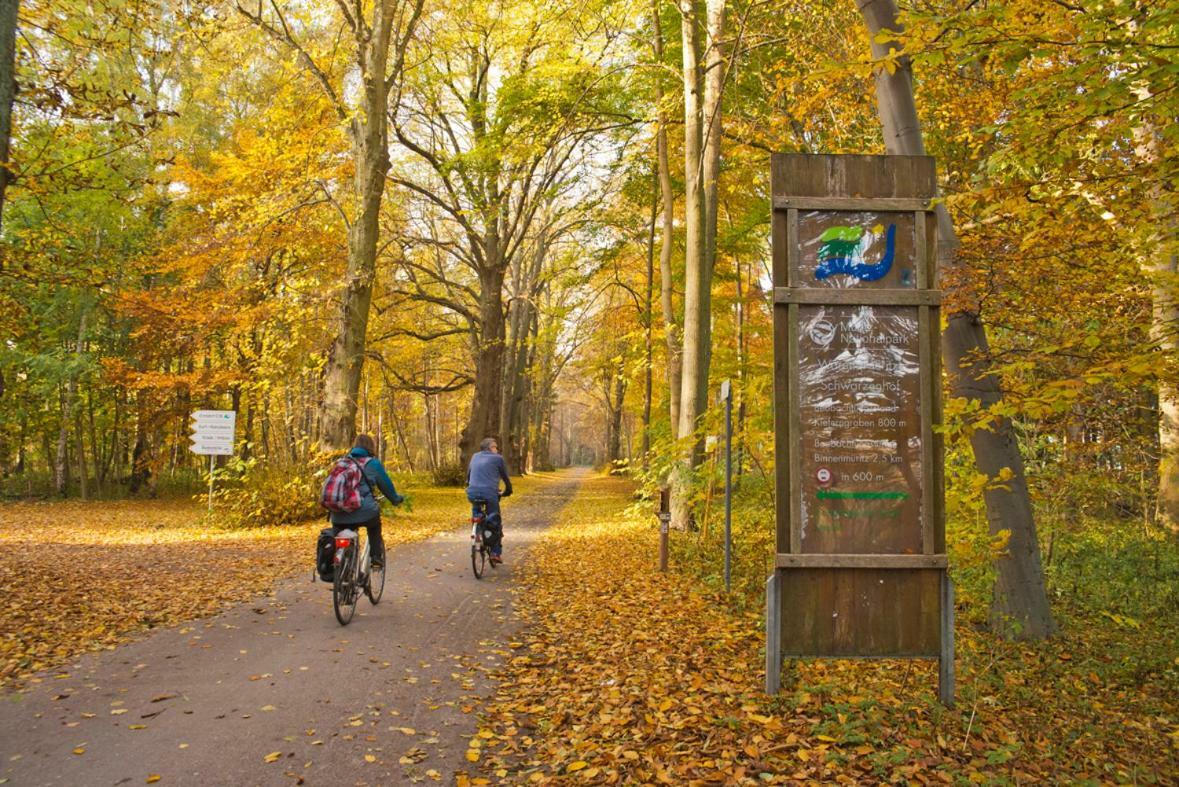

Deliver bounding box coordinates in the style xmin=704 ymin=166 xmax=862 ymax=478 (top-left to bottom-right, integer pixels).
xmin=814 ymin=223 xmax=897 ymax=282
xmin=189 ymin=410 xmax=236 ymax=456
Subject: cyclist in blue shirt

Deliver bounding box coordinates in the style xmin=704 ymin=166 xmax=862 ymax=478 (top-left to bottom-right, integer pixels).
xmin=330 ymin=434 xmax=404 ymax=569
xmin=466 ymin=437 xmax=512 ymax=565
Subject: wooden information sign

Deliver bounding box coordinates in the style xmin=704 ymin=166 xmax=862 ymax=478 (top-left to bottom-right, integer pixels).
xmin=766 ymin=153 xmax=953 ymax=706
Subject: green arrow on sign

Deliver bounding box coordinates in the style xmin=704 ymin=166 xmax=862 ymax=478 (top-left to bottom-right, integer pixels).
xmin=817 ymin=490 xmax=909 ymax=500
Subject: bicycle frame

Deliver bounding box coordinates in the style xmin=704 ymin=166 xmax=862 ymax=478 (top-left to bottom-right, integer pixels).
xmin=470 ymin=504 xmax=494 ymax=544
xmin=334 ymin=529 xmax=371 ymax=579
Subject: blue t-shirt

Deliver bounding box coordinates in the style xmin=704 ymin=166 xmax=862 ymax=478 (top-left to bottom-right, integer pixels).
xmin=466 ymin=450 xmax=512 ymax=495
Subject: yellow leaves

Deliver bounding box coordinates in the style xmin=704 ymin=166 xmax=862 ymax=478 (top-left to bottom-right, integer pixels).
xmin=566 ymin=761 xmax=587 ymax=772
xmin=363 ymin=754 xmax=376 ymax=763
xmin=263 ymin=752 xmax=282 ymax=763
xmin=145 ymin=776 xmax=161 ymax=784
xmin=72 ymin=747 xmax=85 ymax=756
xmin=465 ymin=749 xmax=480 ymax=763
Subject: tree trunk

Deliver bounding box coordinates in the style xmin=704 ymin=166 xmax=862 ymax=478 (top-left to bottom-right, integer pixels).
xmin=642 ymin=170 xmax=656 ymax=469
xmin=857 ymin=0 xmax=1055 ymax=639
xmin=461 ymin=264 xmax=507 ymax=467
xmin=320 ymin=124 xmax=388 ymax=449
xmin=699 ymin=0 xmax=725 ymax=392
xmin=54 ymin=385 xmax=68 ymax=496
xmin=129 ymin=392 xmax=151 ymax=495
xmin=652 ymin=1 xmax=682 ymax=439
xmin=672 ymin=0 xmax=706 ymax=529
xmin=55 ymin=310 xmax=88 ymax=497
xmin=308 ymin=1 xmax=418 ymax=451
xmin=390 ymin=393 xmax=416 ymax=473
xmin=1130 ymin=90 xmax=1179 ymax=533
xmin=0 ymin=0 xmax=17 ymax=236
xmin=607 ymin=362 xmax=627 ymax=463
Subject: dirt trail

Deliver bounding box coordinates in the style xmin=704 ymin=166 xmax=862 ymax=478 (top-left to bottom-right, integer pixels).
xmin=0 ymin=469 xmax=588 ymax=786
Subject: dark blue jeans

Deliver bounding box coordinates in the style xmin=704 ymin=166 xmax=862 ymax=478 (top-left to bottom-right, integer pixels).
xmin=467 ymin=489 xmax=502 ymax=556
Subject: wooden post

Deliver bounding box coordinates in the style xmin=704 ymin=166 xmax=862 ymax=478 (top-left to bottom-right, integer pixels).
xmin=657 ymin=487 xmax=670 ymax=572
xmin=765 ymin=572 xmax=781 ymax=694
xmin=939 ymin=573 xmax=955 ymax=707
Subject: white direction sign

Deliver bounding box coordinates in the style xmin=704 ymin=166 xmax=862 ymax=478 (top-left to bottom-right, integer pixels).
xmin=190 ymin=410 xmax=236 ymax=456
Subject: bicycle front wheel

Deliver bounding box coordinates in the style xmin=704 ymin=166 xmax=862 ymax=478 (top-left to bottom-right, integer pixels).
xmin=333 ymin=548 xmax=359 ymax=625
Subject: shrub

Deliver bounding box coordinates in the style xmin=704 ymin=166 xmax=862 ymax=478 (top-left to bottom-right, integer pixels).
xmin=210 ymin=451 xmax=329 ymax=528
xmin=430 ymin=461 xmax=466 ymax=487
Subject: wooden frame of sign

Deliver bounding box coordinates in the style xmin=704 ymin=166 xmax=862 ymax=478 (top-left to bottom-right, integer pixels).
xmin=766 ymin=153 xmax=953 ymax=706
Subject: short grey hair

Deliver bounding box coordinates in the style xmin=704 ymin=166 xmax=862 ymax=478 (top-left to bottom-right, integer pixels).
xmin=480 ymin=437 xmax=497 ymax=451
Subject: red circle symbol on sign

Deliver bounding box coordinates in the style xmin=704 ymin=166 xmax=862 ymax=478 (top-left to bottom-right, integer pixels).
xmin=816 ymin=467 xmax=833 ymax=486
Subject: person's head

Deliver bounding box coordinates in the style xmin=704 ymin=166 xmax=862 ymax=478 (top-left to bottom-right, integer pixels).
xmin=480 ymin=437 xmax=499 ymax=454
xmin=353 ymin=434 xmax=377 ymax=455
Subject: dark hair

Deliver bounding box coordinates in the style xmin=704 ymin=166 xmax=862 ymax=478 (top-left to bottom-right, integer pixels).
xmin=354 ymin=434 xmax=377 ymax=454
xmin=480 ymin=437 xmax=497 ymax=451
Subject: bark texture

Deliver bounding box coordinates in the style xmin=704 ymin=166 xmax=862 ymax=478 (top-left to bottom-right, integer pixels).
xmin=857 ymin=0 xmax=1056 ymax=639
xmin=0 ymin=0 xmax=16 ymax=235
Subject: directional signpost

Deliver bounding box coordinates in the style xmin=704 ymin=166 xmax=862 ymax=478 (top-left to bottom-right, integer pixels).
xmin=190 ymin=410 xmax=236 ymax=511
xmin=767 ymin=153 xmax=952 ymax=705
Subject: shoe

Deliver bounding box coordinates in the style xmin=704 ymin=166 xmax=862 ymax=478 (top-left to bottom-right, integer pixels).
xmin=490 ymin=555 xmax=503 ymax=566
xmin=371 ymin=559 xmax=384 ymax=570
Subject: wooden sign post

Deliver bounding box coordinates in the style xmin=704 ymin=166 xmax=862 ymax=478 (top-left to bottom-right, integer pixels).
xmin=766 ymin=153 xmax=953 ymax=706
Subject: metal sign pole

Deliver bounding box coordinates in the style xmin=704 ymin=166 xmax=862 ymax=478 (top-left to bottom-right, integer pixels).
xmin=657 ymin=487 xmax=670 ymax=572
xmin=721 ymin=380 xmax=732 ymax=592
xmin=208 ymin=454 xmax=215 ymax=512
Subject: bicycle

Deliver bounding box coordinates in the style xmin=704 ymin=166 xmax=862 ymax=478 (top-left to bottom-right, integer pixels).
xmin=331 ymin=527 xmax=385 ymax=625
xmin=469 ymin=498 xmax=502 ymax=580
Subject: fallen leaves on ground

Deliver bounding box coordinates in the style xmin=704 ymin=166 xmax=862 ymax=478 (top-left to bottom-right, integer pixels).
xmin=0 ymin=475 xmax=554 ymax=689
xmin=467 ymin=475 xmax=1178 ymax=784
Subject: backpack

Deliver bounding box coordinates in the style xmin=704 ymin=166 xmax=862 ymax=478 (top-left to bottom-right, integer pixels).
xmin=319 ymin=456 xmax=369 ymax=513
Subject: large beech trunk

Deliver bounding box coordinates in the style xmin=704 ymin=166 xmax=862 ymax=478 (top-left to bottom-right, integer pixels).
xmin=238 ymin=1 xmax=421 ymax=451
xmin=671 ymin=0 xmax=706 ymax=529
xmin=672 ymin=0 xmax=725 ymax=529
xmin=320 ymin=70 xmax=392 ymax=449
xmin=857 ymin=0 xmax=1055 ymax=639
xmin=460 ymin=264 xmax=506 ymax=467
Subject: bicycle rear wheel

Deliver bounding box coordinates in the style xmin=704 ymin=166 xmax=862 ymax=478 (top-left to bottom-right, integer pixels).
xmin=366 ymin=546 xmax=385 ymax=604
xmin=471 ymin=541 xmax=486 ymax=579
xmin=333 ymin=547 xmax=359 ymax=625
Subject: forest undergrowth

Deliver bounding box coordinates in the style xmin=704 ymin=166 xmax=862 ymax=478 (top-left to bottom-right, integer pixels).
xmin=468 ymin=474 xmax=1178 ymax=784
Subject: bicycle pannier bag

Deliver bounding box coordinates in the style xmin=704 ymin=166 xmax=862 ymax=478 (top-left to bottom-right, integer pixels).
xmin=319 ymin=456 xmax=368 ymax=513
xmin=316 ymin=527 xmax=336 ymax=582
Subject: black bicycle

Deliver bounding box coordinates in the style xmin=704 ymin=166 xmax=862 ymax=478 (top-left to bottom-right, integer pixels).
xmin=331 ymin=528 xmax=385 ymax=625
xmin=469 ymin=499 xmax=502 ymax=580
